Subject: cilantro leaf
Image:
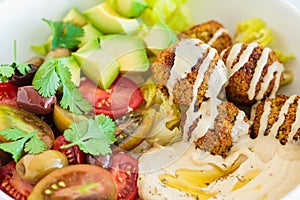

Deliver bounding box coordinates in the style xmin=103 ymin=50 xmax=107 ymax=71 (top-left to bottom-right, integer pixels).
xmin=43 ymin=18 xmax=84 ymax=50
xmin=0 ymin=65 xmax=15 ymax=78
xmin=24 ymin=132 xmax=47 ymax=154
xmin=0 ymin=40 xmax=31 ymax=80
xmin=32 ymin=58 xmax=60 ymax=97
xmin=0 ymin=128 xmax=29 ymax=140
xmin=0 ymin=129 xmax=47 ymax=162
xmin=56 ymin=62 xmax=92 ymax=114
xmin=17 ymin=63 xmax=31 ymax=75
xmin=33 ymin=57 xmax=92 ymax=114
xmin=0 ymin=139 xmax=27 ymax=162
xmin=62 ymin=114 xmax=116 ymax=156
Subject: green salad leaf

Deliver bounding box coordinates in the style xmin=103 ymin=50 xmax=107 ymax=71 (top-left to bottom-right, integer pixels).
xmin=140 ymin=0 xmax=194 ymax=31
xmin=234 ymin=18 xmax=274 ymax=47
xmin=0 ymin=129 xmax=47 ymax=162
xmin=61 ymin=114 xmax=116 ymax=156
xmin=141 ymin=78 xmax=182 ymax=145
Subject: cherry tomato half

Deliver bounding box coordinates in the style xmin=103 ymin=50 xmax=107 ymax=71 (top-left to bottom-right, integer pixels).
xmin=28 ymin=164 xmax=117 ymax=200
xmin=0 ymin=161 xmax=33 ymax=200
xmin=110 ymin=152 xmax=139 ymax=200
xmin=79 ymin=76 xmax=144 ymax=118
xmin=53 ymin=135 xmax=85 ymax=164
xmin=0 ymin=82 xmax=18 ymax=107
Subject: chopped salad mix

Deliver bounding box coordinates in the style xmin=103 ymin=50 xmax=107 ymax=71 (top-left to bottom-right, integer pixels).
xmin=0 ymin=0 xmax=296 ymax=199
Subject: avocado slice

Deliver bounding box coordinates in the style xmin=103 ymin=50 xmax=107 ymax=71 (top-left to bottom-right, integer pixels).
xmin=83 ymin=2 xmax=140 ymax=34
xmin=62 ymin=7 xmax=88 ymax=26
xmin=72 ymin=48 xmax=120 ymax=90
xmin=142 ymin=22 xmax=178 ymax=55
xmin=100 ymin=34 xmax=149 ymax=72
xmin=77 ymin=37 xmax=100 ymax=53
xmin=107 ymin=0 xmax=148 ymax=18
xmin=79 ymin=23 xmax=103 ymax=47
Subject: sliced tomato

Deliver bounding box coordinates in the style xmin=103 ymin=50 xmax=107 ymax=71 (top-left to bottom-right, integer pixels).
xmin=0 ymin=82 xmax=18 ymax=107
xmin=79 ymin=76 xmax=144 ymax=118
xmin=28 ymin=164 xmax=117 ymax=200
xmin=110 ymin=152 xmax=139 ymax=200
xmin=53 ymin=135 xmax=85 ymax=164
xmin=0 ymin=161 xmax=33 ymax=200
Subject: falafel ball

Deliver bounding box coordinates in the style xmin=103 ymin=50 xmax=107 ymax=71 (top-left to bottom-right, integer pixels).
xmin=151 ymin=38 xmax=227 ymax=106
xmin=189 ymin=100 xmax=249 ymax=158
xmin=221 ymin=42 xmax=284 ymax=107
xmin=249 ymin=94 xmax=300 ymax=145
xmin=180 ymin=20 xmax=232 ymax=54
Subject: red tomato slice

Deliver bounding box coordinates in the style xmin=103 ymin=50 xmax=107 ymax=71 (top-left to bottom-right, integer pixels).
xmin=0 ymin=82 xmax=18 ymax=107
xmin=53 ymin=135 xmax=85 ymax=164
xmin=110 ymin=152 xmax=139 ymax=200
xmin=28 ymin=164 xmax=117 ymax=200
xmin=0 ymin=161 xmax=33 ymax=200
xmin=79 ymin=76 xmax=144 ymax=118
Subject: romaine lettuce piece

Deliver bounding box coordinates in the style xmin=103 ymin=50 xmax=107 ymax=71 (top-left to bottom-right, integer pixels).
xmin=140 ymin=0 xmax=193 ymax=31
xmin=141 ymin=79 xmax=182 ymax=146
xmin=234 ymin=18 xmax=274 ymax=47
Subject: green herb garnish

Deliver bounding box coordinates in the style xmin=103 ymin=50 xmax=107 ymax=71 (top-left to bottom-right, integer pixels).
xmin=0 ymin=128 xmax=47 ymax=162
xmin=61 ymin=114 xmax=116 ymax=156
xmin=43 ymin=18 xmax=84 ymax=50
xmin=32 ymin=57 xmax=92 ymax=114
xmin=0 ymin=40 xmax=31 ymax=81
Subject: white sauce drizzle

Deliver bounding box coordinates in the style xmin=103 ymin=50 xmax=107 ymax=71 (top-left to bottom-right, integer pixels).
xmin=182 ymin=48 xmax=218 ymax=135
xmin=269 ymin=95 xmax=297 ymax=138
xmin=225 ymin=43 xmax=242 ymax=70
xmin=258 ymin=100 xmax=272 ymax=136
xmin=166 ymin=39 xmax=207 ymax=103
xmin=289 ymin=98 xmax=300 ymax=142
xmin=247 ymin=48 xmax=271 ymax=100
xmin=231 ymin=110 xmax=249 ymax=142
xmin=224 ymin=42 xmax=283 ymax=101
xmin=227 ymin=42 xmax=258 ymax=78
xmin=207 ymin=28 xmax=227 ymax=46
xmin=256 ymin=61 xmax=284 ymax=100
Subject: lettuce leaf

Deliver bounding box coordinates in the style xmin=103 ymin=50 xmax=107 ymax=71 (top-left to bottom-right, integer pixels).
xmin=140 ymin=0 xmax=194 ymax=31
xmin=141 ymin=79 xmax=182 ymax=146
xmin=234 ymin=18 xmax=274 ymax=47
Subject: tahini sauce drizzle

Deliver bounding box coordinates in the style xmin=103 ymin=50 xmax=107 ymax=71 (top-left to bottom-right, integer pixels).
xmin=224 ymin=42 xmax=284 ymax=101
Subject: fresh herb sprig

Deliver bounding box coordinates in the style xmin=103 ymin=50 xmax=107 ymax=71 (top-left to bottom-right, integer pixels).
xmin=0 ymin=128 xmax=47 ymax=162
xmin=0 ymin=40 xmax=31 ymax=81
xmin=32 ymin=57 xmax=92 ymax=114
xmin=61 ymin=114 xmax=116 ymax=156
xmin=43 ymin=18 xmax=84 ymax=50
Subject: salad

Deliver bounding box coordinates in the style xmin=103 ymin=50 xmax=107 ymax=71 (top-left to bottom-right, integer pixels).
xmin=0 ymin=0 xmax=299 ymax=200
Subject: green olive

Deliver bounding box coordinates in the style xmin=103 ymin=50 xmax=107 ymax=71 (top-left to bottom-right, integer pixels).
xmin=16 ymin=150 xmax=69 ymax=185
xmin=0 ymin=105 xmax=55 ymax=149
xmin=280 ymin=70 xmax=294 ymax=86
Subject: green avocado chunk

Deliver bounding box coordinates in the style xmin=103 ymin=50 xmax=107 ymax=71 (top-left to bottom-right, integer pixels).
xmin=72 ymin=47 xmax=120 ymax=90
xmin=107 ymin=0 xmax=148 ymax=18
xmin=99 ymin=34 xmax=149 ymax=72
xmin=83 ymin=2 xmax=140 ymax=34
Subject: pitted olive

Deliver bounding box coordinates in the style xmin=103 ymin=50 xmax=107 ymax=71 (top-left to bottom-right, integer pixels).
xmin=16 ymin=150 xmax=69 ymax=185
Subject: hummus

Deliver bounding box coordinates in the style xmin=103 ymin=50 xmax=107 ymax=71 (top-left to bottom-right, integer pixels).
xmin=138 ymin=133 xmax=300 ymax=199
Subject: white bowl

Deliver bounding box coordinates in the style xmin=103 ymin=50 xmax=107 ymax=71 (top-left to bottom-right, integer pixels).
xmin=0 ymin=0 xmax=299 ymax=199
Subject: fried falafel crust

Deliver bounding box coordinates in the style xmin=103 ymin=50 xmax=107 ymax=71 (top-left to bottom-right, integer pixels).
xmin=180 ymin=20 xmax=232 ymax=53
xmin=194 ymin=101 xmax=249 ymax=157
xmin=249 ymin=94 xmax=300 ymax=145
xmin=151 ymin=38 xmax=227 ymax=106
xmin=221 ymin=42 xmax=284 ymax=107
